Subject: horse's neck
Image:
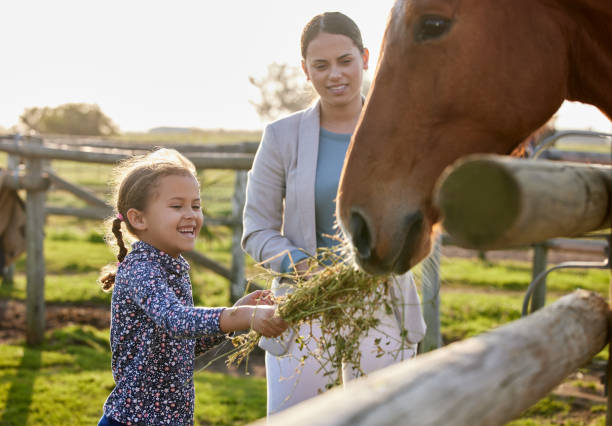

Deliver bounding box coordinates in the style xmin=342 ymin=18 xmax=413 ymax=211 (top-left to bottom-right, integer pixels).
xmin=561 ymin=0 xmax=612 ymax=119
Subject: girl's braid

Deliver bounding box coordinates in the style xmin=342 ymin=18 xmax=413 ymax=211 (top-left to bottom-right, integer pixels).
xmin=99 ymin=217 xmax=127 ymax=291
xmin=112 ymin=217 xmax=128 ymax=263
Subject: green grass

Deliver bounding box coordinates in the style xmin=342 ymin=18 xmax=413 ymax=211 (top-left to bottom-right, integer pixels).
xmin=555 ymin=141 xmax=611 ymax=154
xmin=439 ymin=257 xmax=609 ymax=295
xmin=0 ymin=326 xmax=266 ymax=426
xmin=439 ymin=291 xmax=524 ymax=342
xmin=3 ymin=226 xmax=607 ymax=424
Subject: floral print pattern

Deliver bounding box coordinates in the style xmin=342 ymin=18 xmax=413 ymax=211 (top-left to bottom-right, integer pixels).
xmin=103 ymin=241 xmax=225 ymax=425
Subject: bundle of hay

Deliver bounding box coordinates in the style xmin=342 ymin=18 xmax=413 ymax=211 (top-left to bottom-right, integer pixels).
xmin=226 ymin=251 xmax=405 ymax=388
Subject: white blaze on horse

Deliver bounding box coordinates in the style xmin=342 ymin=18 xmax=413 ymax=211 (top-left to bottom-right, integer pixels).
xmin=337 ymin=0 xmax=612 ymax=275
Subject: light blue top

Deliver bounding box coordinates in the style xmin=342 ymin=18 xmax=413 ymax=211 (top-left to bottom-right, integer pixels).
xmin=281 ymin=127 xmax=351 ymax=272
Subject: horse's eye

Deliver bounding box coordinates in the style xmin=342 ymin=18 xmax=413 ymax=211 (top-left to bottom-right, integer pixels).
xmin=414 ymin=15 xmax=452 ymax=42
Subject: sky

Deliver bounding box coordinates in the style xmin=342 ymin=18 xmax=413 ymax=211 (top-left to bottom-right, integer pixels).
xmin=1 ymin=0 xmax=610 ymax=134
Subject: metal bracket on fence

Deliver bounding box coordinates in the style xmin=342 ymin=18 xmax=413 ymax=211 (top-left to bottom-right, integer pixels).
xmin=531 ymin=130 xmax=612 ymax=159
xmin=521 ymin=235 xmax=611 ymax=317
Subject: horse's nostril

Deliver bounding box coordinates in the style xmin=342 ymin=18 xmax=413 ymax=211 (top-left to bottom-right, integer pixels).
xmin=350 ymin=211 xmax=372 ymax=260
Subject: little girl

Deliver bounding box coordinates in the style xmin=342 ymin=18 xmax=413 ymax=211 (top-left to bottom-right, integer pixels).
xmin=97 ymin=148 xmax=287 ymax=426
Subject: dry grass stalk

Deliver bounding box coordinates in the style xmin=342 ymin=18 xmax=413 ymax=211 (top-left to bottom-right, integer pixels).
xmin=226 ymin=249 xmax=408 ymax=388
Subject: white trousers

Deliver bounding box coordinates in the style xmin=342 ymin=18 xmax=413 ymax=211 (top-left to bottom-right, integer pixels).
xmin=265 ymin=305 xmax=417 ymax=415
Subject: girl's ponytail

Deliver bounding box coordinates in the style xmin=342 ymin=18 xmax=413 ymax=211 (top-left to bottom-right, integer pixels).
xmin=112 ymin=216 xmax=128 ymax=263
xmin=98 ymin=216 xmax=127 ymax=291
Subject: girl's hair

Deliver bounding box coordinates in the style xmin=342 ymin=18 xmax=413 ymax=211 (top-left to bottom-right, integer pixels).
xmin=98 ymin=148 xmax=198 ymax=291
xmin=300 ymin=11 xmax=364 ymax=59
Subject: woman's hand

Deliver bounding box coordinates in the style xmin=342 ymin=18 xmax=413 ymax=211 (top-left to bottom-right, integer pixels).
xmin=292 ymin=258 xmax=323 ymax=281
xmin=250 ymin=305 xmax=288 ymax=337
xmin=233 ymin=289 xmax=274 ymax=307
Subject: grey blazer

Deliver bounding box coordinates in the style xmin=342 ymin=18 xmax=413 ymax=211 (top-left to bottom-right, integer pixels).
xmin=242 ymin=101 xmax=426 ymax=344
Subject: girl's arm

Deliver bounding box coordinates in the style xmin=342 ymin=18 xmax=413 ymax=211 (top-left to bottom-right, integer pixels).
xmin=129 ymin=261 xmax=225 ymax=339
xmin=129 ymin=262 xmax=287 ymax=339
xmin=196 ymin=290 xmax=286 ymax=354
xmin=219 ymin=305 xmax=287 ymax=337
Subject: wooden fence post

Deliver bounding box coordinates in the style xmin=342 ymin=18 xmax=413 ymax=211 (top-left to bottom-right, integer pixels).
xmin=419 ymin=233 xmax=442 ymax=353
xmin=2 ymin=137 xmax=20 ymax=287
xmin=24 ymin=137 xmax=46 ymax=345
xmin=230 ymin=170 xmax=247 ymax=303
xmin=1 ymin=265 xmax=14 ymax=286
xmin=530 ymin=243 xmax=548 ymax=312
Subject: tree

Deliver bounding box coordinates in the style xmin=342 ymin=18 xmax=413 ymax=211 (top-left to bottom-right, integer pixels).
xmin=249 ymin=63 xmax=315 ymax=122
xmin=20 ymin=103 xmax=119 ymax=136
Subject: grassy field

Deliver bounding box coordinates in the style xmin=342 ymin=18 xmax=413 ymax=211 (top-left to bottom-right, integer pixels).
xmin=1 ymin=219 xmax=608 ymax=425
xmin=0 ymin=131 xmax=609 ymax=425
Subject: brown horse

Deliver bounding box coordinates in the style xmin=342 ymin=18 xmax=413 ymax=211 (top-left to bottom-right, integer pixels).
xmin=337 ymin=0 xmax=612 ymax=275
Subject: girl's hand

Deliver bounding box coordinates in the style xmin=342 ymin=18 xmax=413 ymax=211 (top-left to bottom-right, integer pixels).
xmin=251 ymin=305 xmax=288 ymax=337
xmin=233 ymin=290 xmax=274 ymax=307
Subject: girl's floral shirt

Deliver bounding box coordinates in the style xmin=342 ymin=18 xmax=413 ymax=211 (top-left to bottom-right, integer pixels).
xmin=103 ymin=241 xmax=226 ymax=425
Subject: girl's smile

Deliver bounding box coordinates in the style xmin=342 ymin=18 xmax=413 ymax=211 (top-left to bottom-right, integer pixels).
xmin=129 ymin=174 xmax=204 ymax=258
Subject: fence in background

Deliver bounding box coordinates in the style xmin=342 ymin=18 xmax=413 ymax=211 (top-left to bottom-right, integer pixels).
xmin=0 ymin=134 xmax=256 ymax=344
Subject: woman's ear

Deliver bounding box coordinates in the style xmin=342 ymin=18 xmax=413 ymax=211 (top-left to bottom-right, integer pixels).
xmin=301 ymin=59 xmax=310 ymax=81
xmin=127 ymin=208 xmax=147 ymax=231
xmin=362 ymin=48 xmax=370 ymax=71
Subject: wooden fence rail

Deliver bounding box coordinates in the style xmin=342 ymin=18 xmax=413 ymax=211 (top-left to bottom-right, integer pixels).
xmin=0 ymin=138 xmax=255 ymax=169
xmin=0 ymin=134 xmax=260 ymax=153
xmin=436 ymin=154 xmax=611 ymax=250
xmin=258 ymin=290 xmax=609 ymax=425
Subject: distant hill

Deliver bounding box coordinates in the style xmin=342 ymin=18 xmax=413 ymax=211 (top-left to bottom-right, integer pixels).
xmin=148 ymin=127 xmax=195 ymax=134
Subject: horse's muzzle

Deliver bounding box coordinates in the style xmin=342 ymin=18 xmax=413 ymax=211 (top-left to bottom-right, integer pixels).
xmin=348 ymin=209 xmax=424 ymax=275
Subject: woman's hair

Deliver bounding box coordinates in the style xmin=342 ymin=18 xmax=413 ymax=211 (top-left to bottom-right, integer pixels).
xmin=301 ymin=11 xmax=364 ymax=59
xmin=98 ymin=148 xmax=198 ymax=291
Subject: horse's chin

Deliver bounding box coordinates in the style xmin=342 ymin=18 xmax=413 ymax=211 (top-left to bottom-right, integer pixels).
xmin=391 ymin=233 xmax=432 ymax=274
xmin=349 ymin=225 xmax=433 ymax=275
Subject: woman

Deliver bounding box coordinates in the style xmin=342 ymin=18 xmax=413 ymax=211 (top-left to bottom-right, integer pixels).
xmin=242 ymin=12 xmax=426 ymax=414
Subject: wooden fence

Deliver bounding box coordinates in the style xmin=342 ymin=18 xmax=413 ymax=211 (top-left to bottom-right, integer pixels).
xmin=419 ymin=142 xmax=611 ymax=353
xmin=258 ymin=153 xmax=611 ymax=424
xmin=0 ymin=134 xmax=256 ymax=344
xmin=436 ymin=155 xmax=610 ymax=250
xmin=260 ymin=290 xmax=608 ymax=425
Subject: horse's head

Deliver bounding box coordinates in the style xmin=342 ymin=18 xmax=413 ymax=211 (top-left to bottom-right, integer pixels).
xmin=337 ymin=0 xmax=569 ymax=274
